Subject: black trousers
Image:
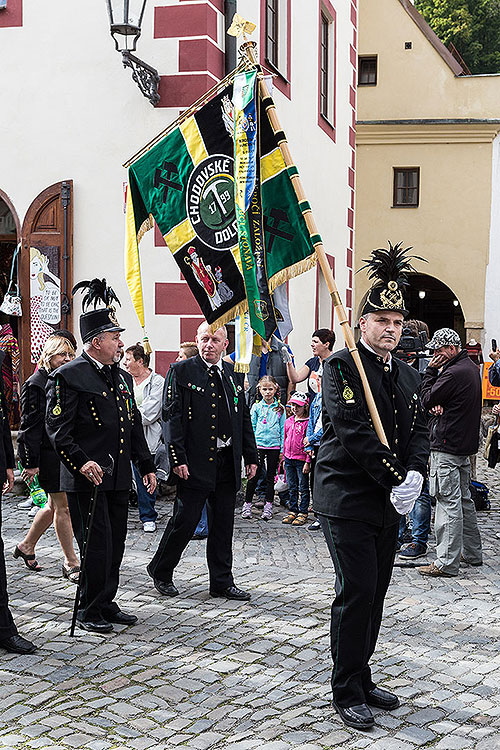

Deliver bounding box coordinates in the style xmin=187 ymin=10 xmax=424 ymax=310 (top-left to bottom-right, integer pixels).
xmin=245 ymin=448 xmax=280 ymax=503
xmin=67 ymin=489 xmax=129 ymax=622
xmin=318 ymin=514 xmax=398 ymax=707
xmin=0 ymin=499 xmax=17 ymax=640
xmin=149 ymin=448 xmax=236 ymax=591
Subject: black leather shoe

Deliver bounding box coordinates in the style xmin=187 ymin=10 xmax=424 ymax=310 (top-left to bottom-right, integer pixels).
xmin=105 ymin=611 xmax=138 ymax=626
xmin=0 ymin=634 xmax=37 ymax=654
xmin=333 ymin=700 xmax=374 ymax=730
xmin=209 ymin=585 xmax=251 ymax=601
xmin=366 ymin=686 xmax=400 ymax=710
xmin=77 ymin=620 xmax=114 ymax=633
xmin=153 ymin=579 xmax=179 ymax=597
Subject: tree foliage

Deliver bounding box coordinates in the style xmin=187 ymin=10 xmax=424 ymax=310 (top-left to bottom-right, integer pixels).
xmin=414 ymin=0 xmax=500 ymax=74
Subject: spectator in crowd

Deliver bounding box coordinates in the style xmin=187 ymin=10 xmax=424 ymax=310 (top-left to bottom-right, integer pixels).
xmin=304 ymin=369 xmax=323 ymax=530
xmin=0 ymin=375 xmax=36 ymax=654
xmin=489 ymin=345 xmax=500 ymax=385
xmin=15 ymin=335 xmax=80 ymax=581
xmin=282 ymin=392 xmax=311 ymax=526
xmin=123 ymin=343 xmax=164 ymax=533
xmin=241 ymin=375 xmax=285 ymax=521
xmin=285 ymin=329 xmax=335 ymax=401
xmin=177 ymin=342 xmax=198 ymax=361
xmin=419 ymin=328 xmax=483 ymax=577
xmin=0 ymin=314 xmax=20 ymax=428
xmin=147 ymin=323 xmax=258 ymax=601
xmin=46 ymin=279 xmax=156 ymax=633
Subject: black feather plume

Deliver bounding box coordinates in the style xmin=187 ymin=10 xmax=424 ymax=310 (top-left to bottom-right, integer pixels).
xmin=72 ymin=278 xmax=121 ymax=311
xmin=357 ymin=241 xmax=426 ymax=288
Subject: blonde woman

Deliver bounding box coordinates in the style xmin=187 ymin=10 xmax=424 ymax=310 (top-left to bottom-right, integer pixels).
xmin=15 ymin=335 xmax=80 ymax=581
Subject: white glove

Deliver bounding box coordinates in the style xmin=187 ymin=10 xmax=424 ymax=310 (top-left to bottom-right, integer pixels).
xmin=390 ymin=470 xmax=424 ymax=515
xmin=280 ymin=345 xmax=293 ymax=364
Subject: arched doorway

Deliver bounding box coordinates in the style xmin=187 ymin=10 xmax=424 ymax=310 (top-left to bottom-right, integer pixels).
xmin=406 ymin=274 xmax=465 ymax=341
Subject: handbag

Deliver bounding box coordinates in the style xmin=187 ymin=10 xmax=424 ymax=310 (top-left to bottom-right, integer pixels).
xmin=274 ymin=460 xmax=288 ymax=493
xmin=484 ymin=416 xmax=500 ymax=465
xmin=0 ymin=244 xmax=22 ymax=317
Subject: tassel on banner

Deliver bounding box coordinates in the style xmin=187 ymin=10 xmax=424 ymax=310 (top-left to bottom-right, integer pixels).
xmin=142 ymin=332 xmax=152 ymax=355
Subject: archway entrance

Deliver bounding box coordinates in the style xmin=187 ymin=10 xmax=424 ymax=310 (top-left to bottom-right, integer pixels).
xmin=0 ymin=192 xmax=21 ymax=427
xmin=0 ymin=195 xmax=18 ymax=302
xmin=406 ymin=274 xmax=465 ymax=341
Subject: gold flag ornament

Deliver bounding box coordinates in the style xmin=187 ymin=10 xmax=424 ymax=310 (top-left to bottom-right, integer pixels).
xmin=227 ymin=14 xmax=256 ymax=38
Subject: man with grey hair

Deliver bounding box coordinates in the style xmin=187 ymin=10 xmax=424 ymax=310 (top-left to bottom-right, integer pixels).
xmin=419 ymin=327 xmax=483 ymax=577
xmin=148 ymin=322 xmax=258 ymax=601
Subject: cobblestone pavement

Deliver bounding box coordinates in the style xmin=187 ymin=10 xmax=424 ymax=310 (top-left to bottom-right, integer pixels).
xmin=0 ymin=459 xmax=499 ymax=749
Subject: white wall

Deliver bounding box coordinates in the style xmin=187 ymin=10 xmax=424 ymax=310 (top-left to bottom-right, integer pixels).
xmin=484 ymin=133 xmax=500 ymax=352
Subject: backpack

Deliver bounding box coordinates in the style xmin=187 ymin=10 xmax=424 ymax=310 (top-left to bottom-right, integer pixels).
xmin=470 ymin=480 xmax=490 ymax=511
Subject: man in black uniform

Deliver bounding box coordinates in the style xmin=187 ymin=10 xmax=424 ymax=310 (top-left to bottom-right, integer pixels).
xmin=0 ymin=377 xmax=36 ymax=654
xmin=314 ymin=244 xmax=429 ymax=730
xmin=148 ymin=322 xmax=258 ymax=600
xmin=46 ymin=280 xmax=156 ymax=633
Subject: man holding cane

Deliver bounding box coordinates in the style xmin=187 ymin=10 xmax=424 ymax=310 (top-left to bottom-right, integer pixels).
xmin=314 ymin=245 xmax=429 ymax=730
xmin=46 ymin=280 xmax=156 ymax=633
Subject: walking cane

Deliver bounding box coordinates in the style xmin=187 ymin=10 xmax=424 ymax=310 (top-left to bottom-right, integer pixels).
xmin=70 ymin=455 xmax=115 ymax=636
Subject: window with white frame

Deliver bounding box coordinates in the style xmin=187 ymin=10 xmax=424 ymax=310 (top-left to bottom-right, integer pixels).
xmin=319 ymin=5 xmax=335 ymax=124
xmin=265 ymin=0 xmax=289 ymax=78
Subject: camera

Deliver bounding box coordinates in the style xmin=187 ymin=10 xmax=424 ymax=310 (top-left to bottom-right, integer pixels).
xmin=394 ymin=327 xmax=429 ymax=363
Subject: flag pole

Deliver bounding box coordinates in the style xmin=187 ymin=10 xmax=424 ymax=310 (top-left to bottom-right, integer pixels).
xmin=241 ymin=40 xmax=389 ymax=447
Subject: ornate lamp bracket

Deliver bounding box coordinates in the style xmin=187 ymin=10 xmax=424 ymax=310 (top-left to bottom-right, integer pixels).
xmin=122 ymin=50 xmax=160 ymax=106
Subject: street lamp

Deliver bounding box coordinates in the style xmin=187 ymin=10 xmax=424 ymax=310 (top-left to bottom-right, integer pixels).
xmin=105 ymin=0 xmax=160 ymax=106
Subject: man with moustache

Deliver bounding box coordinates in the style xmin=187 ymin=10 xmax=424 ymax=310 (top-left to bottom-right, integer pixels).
xmin=147 ymin=322 xmax=258 ymax=600
xmin=46 ymin=280 xmax=156 ymax=633
xmin=314 ymin=245 xmax=429 ymax=730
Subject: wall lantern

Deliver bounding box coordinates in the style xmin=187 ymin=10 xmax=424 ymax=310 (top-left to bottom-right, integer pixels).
xmin=105 ymin=0 xmax=160 ymax=106
xmin=418 ymin=290 xmax=426 ymax=300
xmin=453 ymin=299 xmax=459 ymax=307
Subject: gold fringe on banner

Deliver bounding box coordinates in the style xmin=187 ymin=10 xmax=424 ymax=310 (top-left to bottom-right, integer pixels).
xmin=269 ymin=254 xmax=317 ymax=293
xmin=137 ymin=215 xmax=154 ymax=244
xmin=234 ymin=362 xmax=250 ymax=373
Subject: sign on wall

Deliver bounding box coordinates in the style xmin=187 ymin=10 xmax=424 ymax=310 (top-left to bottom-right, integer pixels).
xmin=482 ymin=362 xmax=500 ymax=401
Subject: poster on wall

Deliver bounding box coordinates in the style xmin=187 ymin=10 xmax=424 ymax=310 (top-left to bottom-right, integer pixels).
xmin=29 ymin=246 xmax=61 ymax=363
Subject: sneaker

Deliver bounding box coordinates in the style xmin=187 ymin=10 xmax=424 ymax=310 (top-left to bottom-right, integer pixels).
xmin=261 ymin=502 xmax=273 ymax=521
xmin=241 ymin=502 xmax=253 ymax=519
xmin=143 ymin=521 xmax=156 ymax=533
xmin=308 ymin=520 xmax=321 ymax=531
xmin=398 ymin=542 xmax=427 ymax=559
xmin=418 ymin=562 xmax=455 ymax=577
xmin=17 ymin=498 xmax=33 ymax=510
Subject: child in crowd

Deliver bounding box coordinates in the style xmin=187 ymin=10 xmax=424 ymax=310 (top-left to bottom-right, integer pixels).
xmin=282 ymin=392 xmax=311 ymax=526
xmin=304 ymin=368 xmax=323 ymax=530
xmin=242 ymin=375 xmax=286 ymax=521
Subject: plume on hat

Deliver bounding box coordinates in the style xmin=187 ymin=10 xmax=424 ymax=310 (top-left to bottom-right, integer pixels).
xmin=358 ymin=241 xmax=426 ymax=288
xmin=72 ymin=278 xmax=121 ymax=311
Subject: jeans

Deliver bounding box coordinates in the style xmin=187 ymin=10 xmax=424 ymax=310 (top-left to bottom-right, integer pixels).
xmin=429 ymin=451 xmax=482 ymax=574
xmin=194 ymin=503 xmax=208 ymax=536
xmin=284 ymin=458 xmax=310 ymax=513
xmin=132 ymin=464 xmax=157 ymax=523
xmin=398 ymin=481 xmax=432 ymax=547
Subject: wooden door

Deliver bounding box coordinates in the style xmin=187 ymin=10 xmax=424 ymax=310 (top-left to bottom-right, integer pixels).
xmin=19 ymin=181 xmax=73 ymax=380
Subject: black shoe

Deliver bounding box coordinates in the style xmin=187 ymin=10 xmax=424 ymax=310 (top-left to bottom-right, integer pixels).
xmin=308 ymin=520 xmax=321 ymax=531
xmin=77 ymin=619 xmax=114 ymax=633
xmin=366 ymin=686 xmax=400 ymax=710
xmin=209 ymin=585 xmax=251 ymax=601
xmin=105 ymin=611 xmax=138 ymax=626
xmin=153 ymin=578 xmax=179 ymax=597
xmin=0 ymin=634 xmax=37 ymax=654
xmin=191 ymin=533 xmax=208 ymax=540
xmin=333 ymin=700 xmax=374 ymax=730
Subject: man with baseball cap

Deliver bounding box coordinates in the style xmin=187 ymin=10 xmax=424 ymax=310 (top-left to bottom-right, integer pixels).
xmin=46 ymin=279 xmax=156 ymax=633
xmin=418 ymin=327 xmax=483 ymax=577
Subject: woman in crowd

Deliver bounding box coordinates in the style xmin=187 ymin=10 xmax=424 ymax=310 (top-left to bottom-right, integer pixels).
xmin=123 ymin=343 xmax=164 ymax=533
xmin=286 ymin=328 xmax=335 ymax=401
xmin=177 ymin=341 xmax=198 ymax=361
xmin=15 ymin=335 xmax=80 ymax=581
xmin=241 ymin=375 xmax=285 ymax=521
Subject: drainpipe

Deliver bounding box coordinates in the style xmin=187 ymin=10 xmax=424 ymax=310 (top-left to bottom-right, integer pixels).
xmin=224 ymin=0 xmax=237 ymax=75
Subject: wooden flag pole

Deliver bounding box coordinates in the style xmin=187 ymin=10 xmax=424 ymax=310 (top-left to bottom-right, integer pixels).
xmin=241 ymin=40 xmax=389 ymax=447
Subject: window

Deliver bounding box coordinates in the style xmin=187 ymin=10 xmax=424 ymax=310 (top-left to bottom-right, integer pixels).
xmin=358 ymin=56 xmax=377 ymax=86
xmin=393 ymin=168 xmax=420 ymax=207
xmin=320 ymin=14 xmax=330 ymax=119
xmin=266 ymin=0 xmax=279 ymax=68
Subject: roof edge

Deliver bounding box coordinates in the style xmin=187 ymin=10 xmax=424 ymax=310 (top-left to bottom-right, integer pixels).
xmin=398 ymin=0 xmax=465 ymax=76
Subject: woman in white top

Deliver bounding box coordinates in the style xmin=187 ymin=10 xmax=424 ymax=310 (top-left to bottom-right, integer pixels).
xmin=123 ymin=344 xmax=164 ymax=532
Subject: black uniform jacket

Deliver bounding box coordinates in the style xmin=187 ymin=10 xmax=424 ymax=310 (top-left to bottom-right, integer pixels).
xmin=17 ymin=368 xmax=60 ymax=489
xmin=0 ymin=380 xmax=14 ymax=486
xmin=313 ymin=342 xmax=429 ymax=527
xmin=163 ymin=354 xmax=258 ymax=491
xmin=46 ymin=353 xmax=155 ymax=492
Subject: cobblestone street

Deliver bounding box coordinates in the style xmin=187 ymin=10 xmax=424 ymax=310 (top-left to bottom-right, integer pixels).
xmin=0 ymin=461 xmax=499 ymax=750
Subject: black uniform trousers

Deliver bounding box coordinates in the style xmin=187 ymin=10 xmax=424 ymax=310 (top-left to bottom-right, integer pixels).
xmin=318 ymin=514 xmax=398 ymax=707
xmin=0 ymin=500 xmax=17 ymax=640
xmin=148 ymin=448 xmax=236 ymax=591
xmin=67 ymin=489 xmax=129 ymax=622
